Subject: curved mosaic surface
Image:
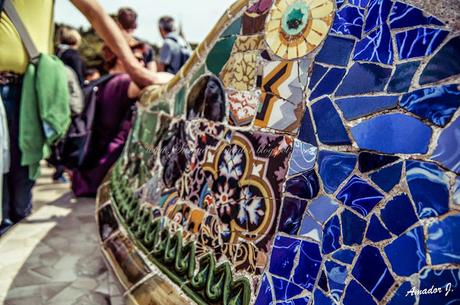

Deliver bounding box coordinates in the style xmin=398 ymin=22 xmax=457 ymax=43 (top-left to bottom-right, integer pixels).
xmin=96 ymin=0 xmax=460 ymax=304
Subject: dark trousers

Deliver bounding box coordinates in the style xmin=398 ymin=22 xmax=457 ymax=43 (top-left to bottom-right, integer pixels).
xmin=1 ymin=82 xmax=34 ymax=223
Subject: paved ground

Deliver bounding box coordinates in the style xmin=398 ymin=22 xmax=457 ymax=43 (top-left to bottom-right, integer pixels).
xmin=0 ymin=165 xmax=124 ymax=305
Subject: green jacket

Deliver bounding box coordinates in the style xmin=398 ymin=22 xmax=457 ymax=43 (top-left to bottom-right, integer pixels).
xmin=19 ymin=54 xmax=71 ymax=179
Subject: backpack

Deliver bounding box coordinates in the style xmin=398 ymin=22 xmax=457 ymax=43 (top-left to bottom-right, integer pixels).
xmin=56 ymin=74 xmax=115 ymax=170
xmin=165 ymin=35 xmax=191 ymax=73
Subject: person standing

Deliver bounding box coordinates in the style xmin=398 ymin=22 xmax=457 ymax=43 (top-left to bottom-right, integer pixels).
xmin=157 ymin=16 xmax=192 ymax=74
xmin=117 ymin=7 xmax=157 ymax=72
xmin=57 ymin=27 xmax=86 ymax=86
xmin=72 ymin=42 xmax=145 ymax=197
xmin=0 ymin=0 xmax=171 ymax=235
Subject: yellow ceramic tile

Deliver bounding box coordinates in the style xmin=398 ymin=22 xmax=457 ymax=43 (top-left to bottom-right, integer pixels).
xmin=311 ymin=19 xmax=329 ymax=37
xmin=305 ymin=29 xmax=322 ymax=45
xmin=271 ymin=8 xmax=284 ymax=19
xmin=309 ymin=0 xmax=329 ymax=9
xmin=266 ymin=20 xmax=280 ymax=33
xmin=277 ymin=43 xmax=288 ymax=57
xmin=297 ymin=39 xmax=308 ymax=55
xmin=287 ymin=44 xmax=298 ymax=59
xmin=311 ymin=1 xmax=334 ymax=18
xmin=264 ymin=0 xmax=334 ymax=59
xmin=276 ymin=0 xmax=288 ymax=12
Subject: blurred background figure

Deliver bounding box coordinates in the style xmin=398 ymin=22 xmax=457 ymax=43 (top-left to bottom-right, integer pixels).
xmin=85 ymin=68 xmax=101 ymax=83
xmin=157 ymin=16 xmax=191 ymax=74
xmin=117 ymin=7 xmax=157 ymax=72
xmin=71 ymin=42 xmax=145 ymax=198
xmin=56 ymin=26 xmax=86 ymax=86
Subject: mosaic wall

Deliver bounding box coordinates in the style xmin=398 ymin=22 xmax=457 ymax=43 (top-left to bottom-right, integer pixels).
xmin=96 ymin=0 xmax=460 ymax=304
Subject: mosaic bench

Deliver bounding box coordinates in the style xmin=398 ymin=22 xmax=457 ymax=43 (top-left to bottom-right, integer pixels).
xmin=95 ymin=0 xmax=460 ymax=304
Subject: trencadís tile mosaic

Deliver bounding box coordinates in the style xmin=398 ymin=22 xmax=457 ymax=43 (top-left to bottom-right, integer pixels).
xmin=96 ymin=0 xmax=460 ymax=304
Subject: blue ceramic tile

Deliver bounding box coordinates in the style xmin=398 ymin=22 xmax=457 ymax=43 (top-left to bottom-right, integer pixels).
xmin=282 ymin=296 xmax=311 ymax=305
xmin=298 ymin=107 xmax=317 ymax=146
xmin=285 ymin=170 xmax=320 ymax=200
xmin=381 ymin=194 xmax=418 ymax=235
xmin=366 ymin=214 xmax=392 ymax=242
xmin=352 ymin=246 xmax=395 ymax=300
xmin=279 ymin=197 xmax=308 ymax=235
xmin=310 ymin=68 xmax=347 ymax=100
xmin=384 ymin=226 xmax=427 ymax=276
xmin=318 ymin=269 xmax=329 ymax=292
xmin=269 ymin=235 xmax=301 ymax=279
xmin=427 ymin=214 xmax=460 ymax=265
xmin=332 ymin=6 xmax=365 ymax=39
xmin=396 ymin=28 xmax=449 ymax=59
xmin=354 ymin=25 xmax=393 ymax=65
xmin=388 ymin=61 xmax=420 ymax=93
xmin=420 ymin=36 xmax=460 ymax=85
xmin=351 ymin=113 xmax=432 ymax=154
xmin=311 ymin=98 xmax=351 ymax=145
xmin=343 ymin=280 xmax=377 ymax=305
xmin=308 ymin=196 xmax=339 ymax=224
xmin=406 ymin=160 xmax=450 ymax=218
xmin=370 ymin=162 xmax=402 ymax=192
xmin=254 ymin=274 xmax=274 ymax=305
xmin=288 ymin=140 xmax=317 ymax=176
xmin=364 ymin=0 xmax=392 ymax=33
xmin=358 ymin=152 xmax=399 ymax=173
xmin=322 ymin=215 xmax=341 ymax=254
xmin=455 ymin=177 xmax=460 ymax=205
xmin=325 ymin=260 xmax=347 ymax=302
xmin=332 ymin=249 xmax=356 ymax=264
xmin=314 ymin=289 xmax=335 ymax=305
xmin=315 ymin=35 xmax=355 ymax=67
xmin=341 ymin=209 xmax=366 ymax=246
xmin=308 ymin=64 xmax=329 ymax=91
xmin=387 ymin=282 xmax=415 ymax=305
xmin=401 ymin=84 xmax=460 ymax=127
xmin=390 ymin=2 xmax=444 ymax=29
xmin=419 ymin=268 xmax=460 ymax=305
xmin=299 ymin=213 xmax=323 ymax=242
xmin=336 ymin=95 xmax=398 ymax=120
xmin=272 ymin=276 xmax=304 ymax=301
xmin=349 ymin=0 xmax=370 ymax=8
xmin=336 ymin=0 xmax=345 ymax=8
xmin=293 ymin=241 xmax=322 ymax=291
xmin=336 ymin=63 xmax=392 ymax=96
xmin=318 ymin=151 xmax=356 ymax=194
xmin=432 ymin=117 xmax=460 ymax=174
xmin=336 ymin=176 xmax=384 ymax=217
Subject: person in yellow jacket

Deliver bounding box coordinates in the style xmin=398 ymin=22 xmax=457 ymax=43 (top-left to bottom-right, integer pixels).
xmin=0 ymin=0 xmax=173 ymax=235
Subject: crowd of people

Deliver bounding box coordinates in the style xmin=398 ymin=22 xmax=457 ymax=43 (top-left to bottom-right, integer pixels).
xmin=0 ymin=0 xmax=192 ymax=236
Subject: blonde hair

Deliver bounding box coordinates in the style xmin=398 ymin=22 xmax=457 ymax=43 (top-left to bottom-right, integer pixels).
xmin=59 ymin=27 xmax=82 ymax=47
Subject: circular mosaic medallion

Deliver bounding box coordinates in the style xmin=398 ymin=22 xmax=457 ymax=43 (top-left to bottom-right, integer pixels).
xmin=265 ymin=0 xmax=334 ymax=59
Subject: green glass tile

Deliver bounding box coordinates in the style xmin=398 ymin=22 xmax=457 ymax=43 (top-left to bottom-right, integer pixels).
xmin=174 ymin=87 xmax=186 ymax=116
xmin=221 ymin=17 xmax=242 ymax=38
xmin=189 ymin=64 xmax=206 ymax=87
xmin=206 ymin=36 xmax=236 ymax=75
xmin=139 ymin=111 xmax=158 ymax=145
xmin=150 ymin=99 xmax=172 ymax=115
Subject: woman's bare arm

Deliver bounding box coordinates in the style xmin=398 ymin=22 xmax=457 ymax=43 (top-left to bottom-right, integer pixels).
xmin=70 ymin=0 xmax=171 ymax=88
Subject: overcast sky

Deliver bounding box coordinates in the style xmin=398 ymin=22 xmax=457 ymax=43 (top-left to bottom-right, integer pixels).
xmin=55 ymin=0 xmax=236 ymax=44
